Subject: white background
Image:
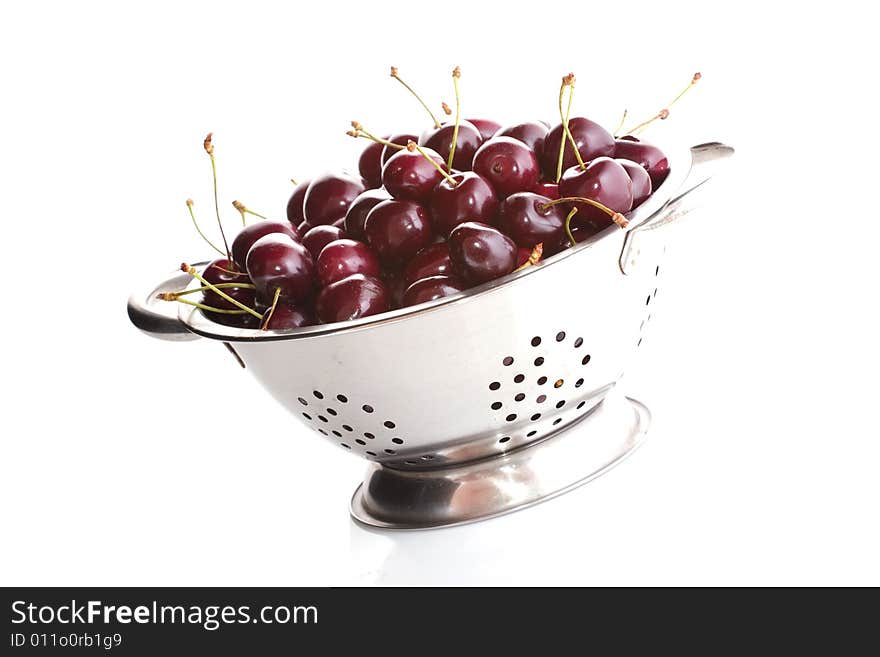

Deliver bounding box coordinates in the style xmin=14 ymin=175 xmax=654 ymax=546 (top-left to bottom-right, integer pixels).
xmin=1 ymin=1 xmax=878 ymax=585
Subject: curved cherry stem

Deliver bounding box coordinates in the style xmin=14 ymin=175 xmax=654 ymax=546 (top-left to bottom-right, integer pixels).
xmin=622 ymin=72 xmax=701 ymax=136
xmin=612 ymin=109 xmax=628 ymax=139
xmin=186 ymin=199 xmax=225 ymax=256
xmin=447 ymin=67 xmax=461 ymax=170
xmin=390 ymin=66 xmax=441 ymax=128
xmin=407 ymin=141 xmax=457 ymax=186
xmin=232 ymin=200 xmax=268 ymax=225
xmin=157 ymin=295 xmax=248 ymax=315
xmin=541 ymin=196 xmax=629 ymax=229
xmin=203 ymin=133 xmax=232 ymax=261
xmin=514 ymin=243 xmax=544 ymax=272
xmin=347 ymin=123 xmax=407 ymax=151
xmin=564 ymin=207 xmax=579 ymax=246
xmin=556 ymin=74 xmax=584 ymax=181
xmin=181 ymin=263 xmax=263 ymax=319
xmin=260 ymin=287 xmax=282 ymax=330
xmin=160 ymin=282 xmax=256 ymax=300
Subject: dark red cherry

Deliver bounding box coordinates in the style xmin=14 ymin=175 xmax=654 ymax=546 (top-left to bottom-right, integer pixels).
xmin=381 ymin=133 xmax=418 ymax=166
xmin=297 ymin=220 xmax=313 ymax=235
xmin=364 ymin=199 xmax=434 ymax=264
xmin=429 ymin=171 xmax=498 ymax=236
xmin=245 ymin=233 xmax=316 ymax=304
xmin=497 ymin=121 xmax=550 ymax=160
xmin=448 ymin=221 xmax=517 ymax=285
xmin=231 ymin=220 xmax=301 ymax=271
xmin=303 ymin=173 xmax=365 ymax=226
xmin=316 ymin=238 xmax=381 ymax=287
xmin=472 ymin=136 xmax=539 ymax=198
xmin=261 ymin=302 xmax=316 ymax=330
xmin=205 ymin=310 xmax=261 ymax=329
xmin=382 ymin=269 xmax=408 ymax=309
xmin=302 ymin=224 xmax=346 ymax=259
xmin=402 ymin=242 xmax=453 ymax=286
xmin=403 ymin=275 xmax=466 ymax=307
xmin=343 ymin=189 xmax=391 ymax=241
xmin=201 ymin=258 xmax=256 ymax=311
xmin=495 ymin=192 xmax=567 ymax=251
xmin=616 ymin=158 xmax=652 ymax=208
xmin=541 ymin=117 xmax=615 ymax=179
xmin=316 ymin=274 xmax=389 ymax=324
xmin=286 ymin=179 xmax=311 ymax=226
xmin=534 ymin=181 xmax=560 ymax=199
xmin=559 ymin=157 xmax=633 ymax=223
xmin=613 ymin=138 xmax=670 ymax=188
xmin=555 ymin=220 xmax=598 ymax=250
xmin=467 ymin=118 xmax=502 ymax=141
xmin=358 ymin=138 xmax=387 ymax=189
xmin=382 ymin=146 xmax=447 ymax=201
xmin=419 ymin=120 xmax=483 ymax=170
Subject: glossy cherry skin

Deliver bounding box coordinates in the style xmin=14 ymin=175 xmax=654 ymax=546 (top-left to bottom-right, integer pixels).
xmin=402 ymin=242 xmax=453 ymax=286
xmin=429 ymin=171 xmax=498 ymax=236
xmin=302 ymin=224 xmax=346 ymax=259
xmin=541 ymin=117 xmax=615 ymax=180
xmin=403 ymin=275 xmax=466 ymax=307
xmin=358 ymin=138 xmax=387 ymax=189
xmin=364 ymin=199 xmax=435 ymax=265
xmin=419 ymin=120 xmax=483 ymax=170
xmin=616 ymin=158 xmax=652 ymax=208
xmin=448 ymin=221 xmax=517 ymax=285
xmin=231 ymin=220 xmax=301 ymax=271
xmin=286 ymin=179 xmax=311 ymax=226
xmin=534 ymin=181 xmax=560 ymax=199
xmin=472 ymin=137 xmax=540 ymax=198
xmin=245 ymin=233 xmax=316 ymax=304
xmin=559 ymin=157 xmax=634 ymax=225
xmin=261 ymin=302 xmax=316 ymax=330
xmin=382 ymin=147 xmax=447 ymax=201
xmin=495 ymin=192 xmax=567 ymax=251
xmin=497 ymin=121 xmax=550 ymax=160
xmin=303 ymin=173 xmax=365 ymax=226
xmin=467 ymin=118 xmax=502 ymax=142
xmin=297 ymin=220 xmax=313 ymax=236
xmin=343 ymin=189 xmax=391 ymax=241
xmin=201 ymin=258 xmax=256 ymax=311
xmin=613 ymin=138 xmax=670 ymax=188
xmin=381 ymin=133 xmax=418 ymax=166
xmin=316 ymin=238 xmax=381 ymax=287
xmin=316 ymin=274 xmax=389 ymax=324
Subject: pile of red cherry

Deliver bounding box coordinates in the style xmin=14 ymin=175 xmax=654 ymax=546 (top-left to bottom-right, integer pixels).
xmin=175 ymin=69 xmax=690 ymax=331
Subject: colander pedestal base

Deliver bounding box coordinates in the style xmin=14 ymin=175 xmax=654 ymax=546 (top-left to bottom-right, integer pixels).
xmin=350 ymin=390 xmax=650 ymax=529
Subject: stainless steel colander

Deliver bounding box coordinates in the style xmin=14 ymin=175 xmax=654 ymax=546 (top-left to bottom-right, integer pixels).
xmin=129 ymin=141 xmax=733 ymax=529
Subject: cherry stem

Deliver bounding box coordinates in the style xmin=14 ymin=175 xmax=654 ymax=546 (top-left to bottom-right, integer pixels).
xmin=556 ymin=74 xmax=584 ymax=181
xmin=622 ymin=72 xmax=701 ymax=136
xmin=181 ymin=263 xmax=263 ymax=319
xmin=203 ymin=133 xmax=232 ymax=261
xmin=447 ymin=66 xmax=461 ymax=170
xmin=541 ymin=197 xmax=629 ymax=229
xmin=514 ymin=243 xmax=544 ymax=272
xmin=290 ymin=178 xmax=298 ymax=185
xmin=232 ymin=200 xmax=268 ymax=225
xmin=442 ymin=101 xmax=452 ymax=116
xmin=160 ymin=282 xmax=256 ymax=300
xmin=186 ymin=199 xmax=225 ymax=256
xmin=389 ymin=66 xmax=441 ymax=128
xmin=407 ymin=141 xmax=457 ymax=186
xmin=157 ymin=295 xmax=248 ymax=315
xmin=564 ymin=207 xmax=579 ymax=246
xmin=348 ymin=123 xmax=406 ymax=151
xmin=612 ymin=109 xmax=628 ymax=139
xmin=260 ymin=287 xmax=282 ymax=330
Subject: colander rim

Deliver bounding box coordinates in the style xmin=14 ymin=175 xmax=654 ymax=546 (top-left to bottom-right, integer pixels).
xmin=179 ymin=142 xmax=689 ymax=342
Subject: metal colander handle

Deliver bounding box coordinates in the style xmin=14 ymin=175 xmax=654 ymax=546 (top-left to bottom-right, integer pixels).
xmin=618 ymin=142 xmax=734 ymax=274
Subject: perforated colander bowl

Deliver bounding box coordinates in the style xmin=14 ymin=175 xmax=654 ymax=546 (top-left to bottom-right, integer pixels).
xmin=129 ymin=142 xmax=733 ymax=529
